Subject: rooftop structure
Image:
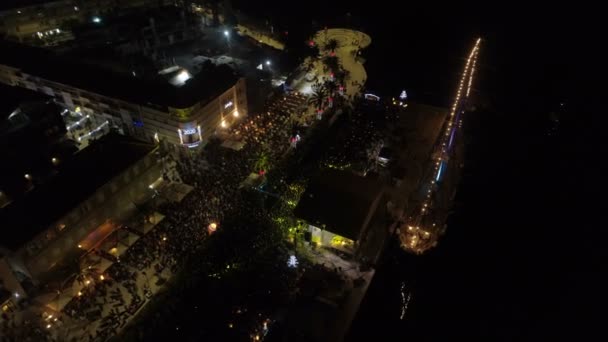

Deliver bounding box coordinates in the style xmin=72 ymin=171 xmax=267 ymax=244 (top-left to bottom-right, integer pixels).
xmin=0 ymin=39 xmax=248 ymax=147
xmin=294 ymin=169 xmax=384 ymax=243
xmin=0 ymin=133 xmax=155 ymax=251
xmin=0 ymin=40 xmax=238 ymax=110
xmin=0 ymin=83 xmax=74 ymax=208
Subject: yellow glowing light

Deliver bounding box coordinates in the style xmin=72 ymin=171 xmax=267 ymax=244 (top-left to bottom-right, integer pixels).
xmin=221 ymin=120 xmax=227 ymax=128
xmin=77 ymin=291 xmax=82 ymax=297
xmin=99 ymin=275 xmax=105 ymax=281
xmin=77 ymin=244 xmax=82 ymax=249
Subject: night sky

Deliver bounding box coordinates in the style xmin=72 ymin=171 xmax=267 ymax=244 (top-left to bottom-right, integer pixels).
xmin=235 ymin=1 xmax=604 ymax=340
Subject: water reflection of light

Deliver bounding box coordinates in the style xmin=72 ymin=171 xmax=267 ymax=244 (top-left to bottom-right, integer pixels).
xmin=400 ymin=282 xmax=411 ymax=320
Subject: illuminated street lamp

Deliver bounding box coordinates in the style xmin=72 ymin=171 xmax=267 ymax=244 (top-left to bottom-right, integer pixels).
xmin=223 ymin=30 xmax=230 ymax=37
xmin=265 ymin=60 xmax=271 ymax=66
xmin=208 ymin=222 xmax=218 ymax=234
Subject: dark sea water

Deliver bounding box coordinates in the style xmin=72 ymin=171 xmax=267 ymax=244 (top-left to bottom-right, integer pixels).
xmin=234 ymin=1 xmax=604 ymax=340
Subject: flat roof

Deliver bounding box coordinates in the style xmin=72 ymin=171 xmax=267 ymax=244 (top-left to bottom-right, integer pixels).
xmin=0 ymin=0 xmax=58 ymax=11
xmin=0 ymin=288 xmax=11 ymax=304
xmin=294 ymin=169 xmax=383 ymax=241
xmin=0 ymin=83 xmax=50 ymax=122
xmin=0 ymin=40 xmax=239 ymax=109
xmin=0 ymin=133 xmax=156 ymax=250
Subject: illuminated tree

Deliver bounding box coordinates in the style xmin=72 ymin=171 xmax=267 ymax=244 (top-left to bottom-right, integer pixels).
xmin=254 ymin=151 xmax=271 ymax=174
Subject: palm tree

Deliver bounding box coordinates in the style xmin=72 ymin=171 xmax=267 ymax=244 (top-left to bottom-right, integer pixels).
xmin=324 ymin=39 xmax=339 ymax=53
xmin=308 ymin=82 xmax=327 ymax=114
xmin=324 ymin=80 xmax=338 ymax=97
xmin=59 ymin=257 xmax=102 ymax=292
xmin=335 ymin=68 xmax=349 ymax=85
xmin=322 ymin=56 xmax=340 ymax=75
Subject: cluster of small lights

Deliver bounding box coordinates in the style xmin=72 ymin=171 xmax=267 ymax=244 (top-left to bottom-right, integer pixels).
xmin=78 ymin=120 xmax=109 ymax=141
xmin=466 ymin=41 xmax=479 ymax=97
xmin=66 ymin=114 xmax=90 ymax=131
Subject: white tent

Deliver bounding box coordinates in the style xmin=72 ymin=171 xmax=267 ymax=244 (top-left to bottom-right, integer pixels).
xmin=81 ymin=252 xmax=113 ymax=273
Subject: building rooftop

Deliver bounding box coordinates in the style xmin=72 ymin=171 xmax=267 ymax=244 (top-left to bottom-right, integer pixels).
xmin=0 ymin=83 xmax=51 ymax=123
xmin=0 ymin=40 xmax=239 ymax=109
xmin=0 ymin=133 xmax=156 ymax=250
xmin=294 ymin=169 xmax=383 ymax=241
xmin=0 ymin=0 xmax=56 ymax=12
xmin=0 ymin=83 xmax=72 ymax=205
xmin=0 ymin=288 xmax=11 ymax=304
xmin=0 ymin=83 xmax=51 ymax=134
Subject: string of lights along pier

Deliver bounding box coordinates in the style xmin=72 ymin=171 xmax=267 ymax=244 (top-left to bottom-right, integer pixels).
xmin=400 ymin=38 xmax=481 ymax=253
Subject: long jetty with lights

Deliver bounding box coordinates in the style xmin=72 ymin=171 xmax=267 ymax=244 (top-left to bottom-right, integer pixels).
xmin=399 ymin=38 xmax=481 ymax=254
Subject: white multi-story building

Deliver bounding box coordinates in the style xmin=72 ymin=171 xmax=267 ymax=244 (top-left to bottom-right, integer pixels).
xmin=0 ymin=40 xmax=248 ymax=149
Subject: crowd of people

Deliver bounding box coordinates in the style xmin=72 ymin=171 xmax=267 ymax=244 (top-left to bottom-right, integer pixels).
xmin=320 ymin=98 xmax=393 ymax=174
xmin=43 ymin=91 xmax=313 ymax=342
xmin=229 ymin=92 xmax=307 ymax=150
